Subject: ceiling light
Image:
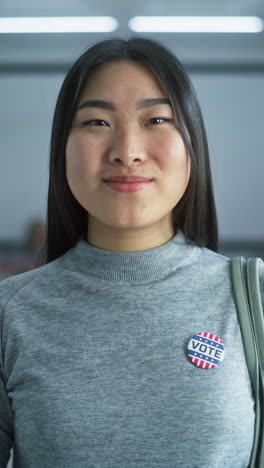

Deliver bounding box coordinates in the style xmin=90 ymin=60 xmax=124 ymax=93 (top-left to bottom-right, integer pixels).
xmin=128 ymin=16 xmax=263 ymax=33
xmin=0 ymin=17 xmax=118 ymax=33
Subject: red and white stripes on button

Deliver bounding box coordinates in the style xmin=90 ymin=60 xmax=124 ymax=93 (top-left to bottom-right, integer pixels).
xmin=197 ymin=332 xmax=224 ymax=344
xmin=187 ymin=332 xmax=225 ymax=369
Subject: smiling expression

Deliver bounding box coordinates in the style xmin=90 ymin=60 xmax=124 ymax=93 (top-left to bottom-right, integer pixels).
xmin=65 ymin=60 xmax=191 ymax=237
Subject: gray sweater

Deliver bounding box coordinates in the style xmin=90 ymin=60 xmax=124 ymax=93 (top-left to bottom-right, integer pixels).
xmin=0 ymin=231 xmax=263 ymax=468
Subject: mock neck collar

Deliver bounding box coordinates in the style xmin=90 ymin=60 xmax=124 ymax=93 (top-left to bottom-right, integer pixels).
xmin=62 ymin=230 xmax=200 ymax=282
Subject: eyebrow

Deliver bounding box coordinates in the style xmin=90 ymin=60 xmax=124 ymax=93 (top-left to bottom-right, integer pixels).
xmin=76 ymin=97 xmax=172 ymax=112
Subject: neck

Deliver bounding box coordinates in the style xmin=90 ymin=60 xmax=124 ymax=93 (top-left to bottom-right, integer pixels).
xmin=87 ymin=217 xmax=175 ymax=253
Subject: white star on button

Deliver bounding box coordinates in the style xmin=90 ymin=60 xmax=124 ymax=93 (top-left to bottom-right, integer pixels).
xmin=187 ymin=332 xmax=225 ymax=369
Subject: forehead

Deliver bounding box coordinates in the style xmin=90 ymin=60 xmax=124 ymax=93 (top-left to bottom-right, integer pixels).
xmin=78 ymin=60 xmax=166 ymax=101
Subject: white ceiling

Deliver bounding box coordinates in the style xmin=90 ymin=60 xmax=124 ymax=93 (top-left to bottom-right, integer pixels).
xmin=0 ymin=0 xmax=263 ymax=64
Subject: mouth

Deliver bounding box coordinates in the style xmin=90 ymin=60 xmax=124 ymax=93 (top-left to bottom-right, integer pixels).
xmin=103 ymin=180 xmax=153 ymax=193
xmin=103 ymin=177 xmax=153 ymax=183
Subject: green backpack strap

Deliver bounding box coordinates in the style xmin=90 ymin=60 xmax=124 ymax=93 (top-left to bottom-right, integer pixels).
xmin=246 ymin=258 xmax=264 ymax=467
xmin=231 ymin=257 xmax=264 ymax=468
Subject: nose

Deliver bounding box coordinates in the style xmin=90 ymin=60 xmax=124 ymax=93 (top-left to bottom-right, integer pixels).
xmin=108 ymin=126 xmax=146 ymax=166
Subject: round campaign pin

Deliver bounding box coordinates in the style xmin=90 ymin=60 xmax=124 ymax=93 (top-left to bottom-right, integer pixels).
xmin=187 ymin=332 xmax=225 ymax=369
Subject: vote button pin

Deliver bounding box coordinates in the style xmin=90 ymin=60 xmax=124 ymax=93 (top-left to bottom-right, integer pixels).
xmin=187 ymin=332 xmax=225 ymax=369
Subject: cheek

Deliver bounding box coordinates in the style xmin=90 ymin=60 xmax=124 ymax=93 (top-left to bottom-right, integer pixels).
xmin=164 ymin=134 xmax=190 ymax=169
xmin=164 ymin=137 xmax=191 ymax=195
xmin=65 ymin=136 xmax=94 ymax=186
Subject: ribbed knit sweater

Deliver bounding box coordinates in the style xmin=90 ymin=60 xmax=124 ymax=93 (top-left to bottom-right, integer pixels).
xmin=1 ymin=231 xmax=263 ymax=468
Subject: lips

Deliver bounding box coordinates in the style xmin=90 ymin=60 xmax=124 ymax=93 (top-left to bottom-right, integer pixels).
xmin=103 ymin=176 xmax=153 ymax=183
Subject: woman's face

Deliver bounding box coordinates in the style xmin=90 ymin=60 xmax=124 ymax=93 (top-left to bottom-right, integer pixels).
xmin=66 ymin=60 xmax=191 ymax=249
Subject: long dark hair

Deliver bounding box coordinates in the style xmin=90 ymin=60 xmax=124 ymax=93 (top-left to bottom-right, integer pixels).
xmin=38 ymin=36 xmax=218 ymax=265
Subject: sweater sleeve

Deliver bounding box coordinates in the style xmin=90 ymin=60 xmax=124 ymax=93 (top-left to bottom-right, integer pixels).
xmin=0 ymin=311 xmax=14 ymax=467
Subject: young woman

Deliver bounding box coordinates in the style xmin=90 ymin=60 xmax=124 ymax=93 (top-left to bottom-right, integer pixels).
xmin=0 ymin=37 xmax=263 ymax=468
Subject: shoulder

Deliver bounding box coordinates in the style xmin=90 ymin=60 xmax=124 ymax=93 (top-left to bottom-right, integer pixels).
xmin=194 ymin=246 xmax=264 ymax=305
xmin=199 ymin=245 xmax=231 ymax=266
xmin=193 ymin=244 xmax=231 ymax=279
xmin=0 ymin=256 xmax=64 ymax=312
xmin=199 ymin=249 xmax=264 ymax=304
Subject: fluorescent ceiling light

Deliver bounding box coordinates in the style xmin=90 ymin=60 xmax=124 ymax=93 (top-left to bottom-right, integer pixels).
xmin=0 ymin=17 xmax=118 ymax=33
xmin=128 ymin=16 xmax=263 ymax=33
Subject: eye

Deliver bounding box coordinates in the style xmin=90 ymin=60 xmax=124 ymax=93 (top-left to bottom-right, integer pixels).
xmin=146 ymin=117 xmax=173 ymax=125
xmin=81 ymin=119 xmax=109 ymax=127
